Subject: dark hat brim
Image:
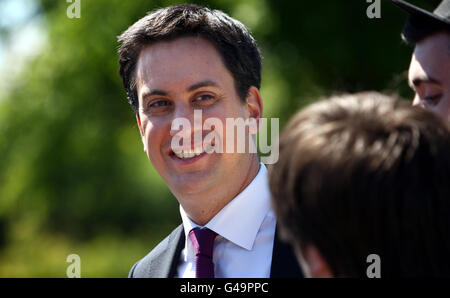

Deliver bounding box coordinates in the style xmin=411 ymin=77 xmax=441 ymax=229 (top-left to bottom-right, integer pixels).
xmin=390 ymin=0 xmax=450 ymax=26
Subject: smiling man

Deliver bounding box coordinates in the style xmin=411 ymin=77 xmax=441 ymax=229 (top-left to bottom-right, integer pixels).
xmin=117 ymin=4 xmax=301 ymax=278
xmin=391 ymin=0 xmax=450 ymax=120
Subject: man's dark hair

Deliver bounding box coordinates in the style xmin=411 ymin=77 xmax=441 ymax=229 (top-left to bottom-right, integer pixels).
xmin=269 ymin=92 xmax=450 ymax=277
xmin=117 ymin=4 xmax=261 ymax=113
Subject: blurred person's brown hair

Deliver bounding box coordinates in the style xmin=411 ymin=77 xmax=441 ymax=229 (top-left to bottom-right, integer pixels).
xmin=269 ymin=92 xmax=450 ymax=277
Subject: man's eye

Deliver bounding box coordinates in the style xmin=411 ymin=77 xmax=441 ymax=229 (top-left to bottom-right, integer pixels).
xmin=150 ymin=100 xmax=170 ymax=108
xmin=145 ymin=100 xmax=172 ymax=113
xmin=423 ymin=94 xmax=442 ymax=105
xmin=194 ymin=95 xmax=214 ymax=102
xmin=192 ymin=94 xmax=217 ymax=108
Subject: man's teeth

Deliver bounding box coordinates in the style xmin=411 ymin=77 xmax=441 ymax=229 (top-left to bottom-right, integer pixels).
xmin=174 ymin=148 xmax=204 ymax=159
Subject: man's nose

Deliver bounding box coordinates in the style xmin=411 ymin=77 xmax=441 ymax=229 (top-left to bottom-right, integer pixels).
xmin=169 ymin=106 xmax=202 ymax=138
xmin=170 ymin=106 xmax=191 ymax=136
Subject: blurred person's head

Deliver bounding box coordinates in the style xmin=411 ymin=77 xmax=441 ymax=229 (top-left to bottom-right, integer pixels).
xmin=392 ymin=0 xmax=450 ymax=120
xmin=269 ymin=92 xmax=450 ymax=277
xmin=117 ymin=4 xmax=263 ymax=225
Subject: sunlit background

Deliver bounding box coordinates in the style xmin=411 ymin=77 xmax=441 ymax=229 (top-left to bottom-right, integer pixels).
xmin=0 ymin=0 xmax=439 ymax=277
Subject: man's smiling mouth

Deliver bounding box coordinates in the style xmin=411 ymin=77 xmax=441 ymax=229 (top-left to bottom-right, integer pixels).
xmin=173 ymin=145 xmax=206 ymax=160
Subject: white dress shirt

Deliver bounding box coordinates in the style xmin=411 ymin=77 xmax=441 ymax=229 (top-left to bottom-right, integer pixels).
xmin=176 ymin=163 xmax=276 ymax=278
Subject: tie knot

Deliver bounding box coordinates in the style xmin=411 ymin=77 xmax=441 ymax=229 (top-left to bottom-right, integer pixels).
xmin=189 ymin=228 xmax=217 ymax=258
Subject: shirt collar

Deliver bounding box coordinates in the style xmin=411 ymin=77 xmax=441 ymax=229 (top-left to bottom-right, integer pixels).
xmin=179 ymin=163 xmax=271 ymax=251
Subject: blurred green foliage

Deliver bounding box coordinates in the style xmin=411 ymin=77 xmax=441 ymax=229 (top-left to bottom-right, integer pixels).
xmin=0 ymin=0 xmax=439 ymax=276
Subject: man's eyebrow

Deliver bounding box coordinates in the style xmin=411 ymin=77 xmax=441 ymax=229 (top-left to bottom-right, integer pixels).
xmin=187 ymin=80 xmax=219 ymax=92
xmin=141 ymin=89 xmax=169 ymax=100
xmin=140 ymin=81 xmax=219 ymax=100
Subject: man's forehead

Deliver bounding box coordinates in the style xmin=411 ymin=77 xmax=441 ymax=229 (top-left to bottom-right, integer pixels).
xmin=134 ymin=37 xmax=233 ymax=94
xmin=411 ymin=32 xmax=450 ymax=80
xmin=137 ymin=37 xmax=221 ymax=65
xmin=136 ymin=38 xmax=227 ymax=78
xmin=414 ymin=32 xmax=450 ymax=57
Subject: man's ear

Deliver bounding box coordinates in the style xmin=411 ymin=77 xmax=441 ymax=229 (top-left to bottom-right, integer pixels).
xmin=245 ymin=86 xmax=263 ymax=134
xmin=136 ymin=114 xmax=147 ymax=152
xmin=302 ymin=245 xmax=333 ymax=278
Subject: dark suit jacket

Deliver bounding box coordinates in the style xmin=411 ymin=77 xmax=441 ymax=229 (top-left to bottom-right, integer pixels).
xmin=129 ymin=224 xmax=303 ymax=278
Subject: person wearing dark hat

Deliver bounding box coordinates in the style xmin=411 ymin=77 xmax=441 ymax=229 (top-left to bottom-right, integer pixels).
xmin=390 ymin=0 xmax=450 ymax=121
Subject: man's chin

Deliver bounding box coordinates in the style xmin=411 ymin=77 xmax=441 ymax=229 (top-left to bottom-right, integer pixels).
xmin=168 ymin=173 xmax=216 ymax=197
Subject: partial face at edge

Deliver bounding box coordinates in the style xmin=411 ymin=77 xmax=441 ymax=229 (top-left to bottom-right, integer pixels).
xmin=409 ymin=32 xmax=450 ymax=121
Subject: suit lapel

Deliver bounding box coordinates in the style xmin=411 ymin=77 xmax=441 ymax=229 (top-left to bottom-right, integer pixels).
xmin=167 ymin=225 xmax=186 ymax=277
xmin=270 ymin=225 xmax=304 ymax=278
xmin=148 ymin=224 xmax=185 ymax=278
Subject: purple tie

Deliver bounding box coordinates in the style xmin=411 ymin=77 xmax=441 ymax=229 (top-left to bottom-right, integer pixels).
xmin=189 ymin=228 xmax=217 ymax=278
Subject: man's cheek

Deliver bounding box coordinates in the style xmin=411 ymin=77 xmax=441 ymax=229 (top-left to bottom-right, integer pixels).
xmin=144 ymin=132 xmax=161 ymax=163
